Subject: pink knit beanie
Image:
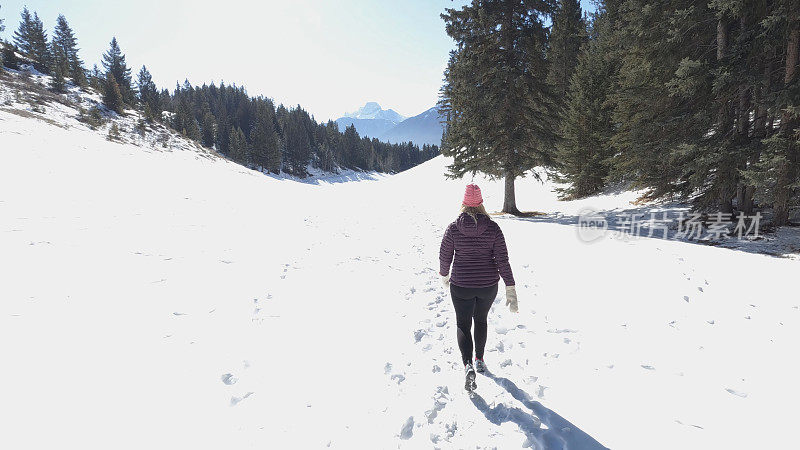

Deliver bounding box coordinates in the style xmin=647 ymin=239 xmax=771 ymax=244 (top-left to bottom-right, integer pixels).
xmin=463 ymin=184 xmax=483 ymax=207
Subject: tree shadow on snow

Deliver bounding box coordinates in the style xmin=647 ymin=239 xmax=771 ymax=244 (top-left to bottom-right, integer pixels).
xmin=496 ymin=204 xmax=800 ymax=259
xmin=470 ymin=370 xmax=608 ymax=450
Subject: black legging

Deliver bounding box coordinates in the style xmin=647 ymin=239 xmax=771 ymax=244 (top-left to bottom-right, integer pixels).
xmin=450 ymin=283 xmax=498 ymax=366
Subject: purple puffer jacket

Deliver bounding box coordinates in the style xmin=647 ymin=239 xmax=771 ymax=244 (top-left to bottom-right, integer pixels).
xmin=439 ymin=213 xmax=515 ymax=288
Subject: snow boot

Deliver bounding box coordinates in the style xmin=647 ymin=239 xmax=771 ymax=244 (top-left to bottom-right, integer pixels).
xmin=465 ymin=363 xmax=477 ymax=391
xmin=475 ymin=358 xmax=487 ymax=373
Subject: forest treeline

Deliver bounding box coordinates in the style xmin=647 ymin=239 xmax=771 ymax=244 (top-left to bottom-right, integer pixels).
xmin=440 ymin=0 xmax=799 ymax=225
xmin=0 ymin=6 xmax=439 ymax=176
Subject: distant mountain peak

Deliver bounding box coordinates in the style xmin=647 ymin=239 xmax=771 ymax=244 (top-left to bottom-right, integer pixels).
xmin=343 ymin=102 xmax=405 ymax=123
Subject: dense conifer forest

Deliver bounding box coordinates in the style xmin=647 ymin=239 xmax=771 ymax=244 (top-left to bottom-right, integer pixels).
xmin=440 ymin=0 xmax=799 ymax=225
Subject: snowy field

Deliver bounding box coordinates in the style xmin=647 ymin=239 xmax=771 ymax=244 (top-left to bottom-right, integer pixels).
xmin=2 ymin=96 xmax=799 ymax=449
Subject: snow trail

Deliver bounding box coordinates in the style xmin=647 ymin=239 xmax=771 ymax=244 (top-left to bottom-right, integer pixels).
xmin=2 ymin=103 xmax=799 ymax=449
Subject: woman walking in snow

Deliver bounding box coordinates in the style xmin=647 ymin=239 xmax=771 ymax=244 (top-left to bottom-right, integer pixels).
xmin=439 ymin=184 xmax=517 ymax=391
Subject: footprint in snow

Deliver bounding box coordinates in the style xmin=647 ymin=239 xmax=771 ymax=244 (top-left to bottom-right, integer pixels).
xmin=230 ymin=392 xmax=253 ymax=406
xmin=641 ymin=365 xmax=656 ymax=371
xmin=399 ymin=416 xmax=414 ymax=440
xmin=384 ymin=363 xmax=392 ymax=374
xmin=221 ymin=373 xmax=238 ymax=385
xmin=537 ymin=385 xmax=548 ymax=399
xmin=425 ymin=386 xmax=450 ymax=424
xmin=725 ymin=388 xmax=748 ymax=398
xmin=675 ymin=419 xmax=704 ymax=429
xmin=414 ymin=329 xmax=427 ymax=343
xmin=547 ymin=328 xmax=577 ymax=334
xmin=444 ymin=421 xmax=458 ymax=438
xmin=391 ymin=374 xmax=406 ymax=384
xmin=500 ymin=359 xmax=513 ymax=368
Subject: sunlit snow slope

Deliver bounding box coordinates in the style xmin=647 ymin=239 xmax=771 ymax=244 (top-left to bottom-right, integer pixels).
xmin=2 ymin=106 xmax=798 ymax=449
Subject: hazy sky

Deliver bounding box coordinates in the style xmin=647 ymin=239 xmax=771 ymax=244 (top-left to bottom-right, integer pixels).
xmin=0 ymin=0 xmax=597 ymax=121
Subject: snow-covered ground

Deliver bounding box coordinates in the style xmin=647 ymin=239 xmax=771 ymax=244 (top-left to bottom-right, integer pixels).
xmin=2 ymin=81 xmax=800 ymax=449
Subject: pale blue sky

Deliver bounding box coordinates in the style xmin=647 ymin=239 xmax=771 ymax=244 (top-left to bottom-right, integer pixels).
xmin=0 ymin=0 xmax=597 ymax=121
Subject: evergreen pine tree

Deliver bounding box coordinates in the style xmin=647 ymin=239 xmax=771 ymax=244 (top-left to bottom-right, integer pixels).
xmin=283 ymin=108 xmax=312 ymax=176
xmin=266 ymin=115 xmax=282 ymax=174
xmin=102 ymin=37 xmax=134 ymax=104
xmin=179 ymin=105 xmax=201 ymax=141
xmin=49 ymin=37 xmax=68 ymax=82
xmin=248 ymin=102 xmax=279 ymax=171
xmin=609 ymin=1 xmax=719 ymax=205
xmin=228 ymin=126 xmax=248 ymax=164
xmin=89 ymin=64 xmax=103 ymax=91
xmin=28 ymin=12 xmax=51 ymax=73
xmin=103 ymin=72 xmax=124 ymax=114
xmin=201 ymin=112 xmax=216 ymax=148
xmin=553 ymin=11 xmax=616 ymax=199
xmin=439 ymin=0 xmax=559 ymax=214
xmin=249 ymin=123 xmax=267 ymax=170
xmin=13 ymin=7 xmax=34 ymax=60
xmin=136 ymin=66 xmax=159 ymax=120
xmin=341 ymin=124 xmax=361 ymax=170
xmin=52 ymin=15 xmax=87 ymax=87
xmin=2 ymin=43 xmax=21 ymax=70
xmin=14 ymin=8 xmax=51 ymax=73
xmin=49 ymin=58 xmax=66 ymax=93
xmin=547 ymin=0 xmax=586 ymax=107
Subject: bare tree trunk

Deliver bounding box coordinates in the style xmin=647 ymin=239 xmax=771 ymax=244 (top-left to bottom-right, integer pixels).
xmin=502 ymin=170 xmax=521 ymax=215
xmin=742 ymin=185 xmax=755 ymax=215
xmin=735 ymin=15 xmax=753 ymax=216
xmin=744 ymin=56 xmax=774 ymax=217
xmin=774 ymin=16 xmax=799 ymax=226
xmin=716 ymin=17 xmax=736 ymax=215
xmin=717 ymin=19 xmax=727 ymax=61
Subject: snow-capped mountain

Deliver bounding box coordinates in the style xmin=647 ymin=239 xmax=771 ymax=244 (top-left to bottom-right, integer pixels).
xmin=335 ymin=102 xmax=405 ymax=138
xmin=344 ymin=102 xmax=406 ymax=123
xmin=378 ymin=106 xmax=444 ymax=146
xmin=343 ymin=101 xmax=405 ymax=122
xmin=336 ymin=103 xmax=444 ymax=147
